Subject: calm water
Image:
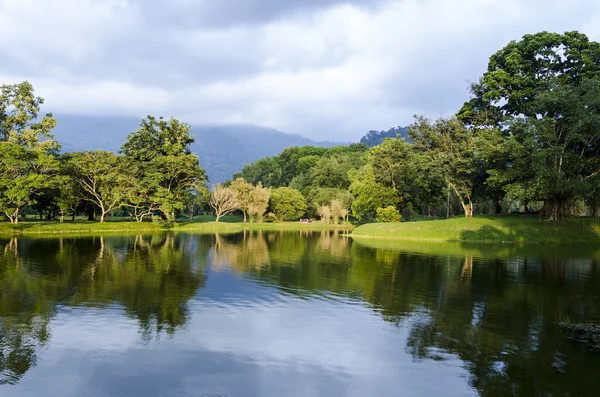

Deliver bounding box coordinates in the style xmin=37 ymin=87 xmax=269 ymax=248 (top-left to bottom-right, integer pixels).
xmin=1 ymin=231 xmax=599 ymax=396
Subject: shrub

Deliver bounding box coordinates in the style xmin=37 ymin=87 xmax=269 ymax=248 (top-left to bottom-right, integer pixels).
xmin=376 ymin=206 xmax=401 ymax=223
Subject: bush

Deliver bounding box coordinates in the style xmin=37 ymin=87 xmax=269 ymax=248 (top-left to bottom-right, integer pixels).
xmin=376 ymin=206 xmax=401 ymax=223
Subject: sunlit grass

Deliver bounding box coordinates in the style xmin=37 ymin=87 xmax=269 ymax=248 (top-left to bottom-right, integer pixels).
xmin=352 ymin=215 xmax=600 ymax=244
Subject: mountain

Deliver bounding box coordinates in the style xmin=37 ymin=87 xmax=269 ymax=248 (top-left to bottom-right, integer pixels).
xmin=51 ymin=115 xmax=340 ymax=183
xmin=360 ymin=126 xmax=410 ymax=147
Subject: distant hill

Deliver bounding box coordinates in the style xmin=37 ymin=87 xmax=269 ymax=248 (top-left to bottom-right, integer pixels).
xmin=51 ymin=115 xmax=339 ymax=183
xmin=360 ymin=126 xmax=411 ymax=147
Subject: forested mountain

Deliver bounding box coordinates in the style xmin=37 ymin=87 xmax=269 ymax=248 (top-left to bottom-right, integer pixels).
xmin=360 ymin=126 xmax=410 ymax=147
xmin=52 ymin=115 xmax=339 ymax=183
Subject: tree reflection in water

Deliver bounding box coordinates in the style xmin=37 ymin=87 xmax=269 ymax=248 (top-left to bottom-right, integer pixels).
xmin=1 ymin=232 xmax=599 ymax=393
xmin=0 ymin=234 xmax=207 ymax=383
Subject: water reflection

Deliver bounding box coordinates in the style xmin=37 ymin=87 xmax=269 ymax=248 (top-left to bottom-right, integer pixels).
xmin=1 ymin=232 xmax=599 ymax=395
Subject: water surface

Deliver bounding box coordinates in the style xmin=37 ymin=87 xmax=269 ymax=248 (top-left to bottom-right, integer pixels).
xmin=1 ymin=232 xmax=599 ymax=396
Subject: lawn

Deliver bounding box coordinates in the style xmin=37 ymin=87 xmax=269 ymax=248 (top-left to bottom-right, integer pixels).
xmin=351 ymin=215 xmax=600 ymax=244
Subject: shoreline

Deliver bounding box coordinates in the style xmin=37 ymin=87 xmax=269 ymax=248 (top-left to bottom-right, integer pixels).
xmin=0 ymin=221 xmax=354 ymax=237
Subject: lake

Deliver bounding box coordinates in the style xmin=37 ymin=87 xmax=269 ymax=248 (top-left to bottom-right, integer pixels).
xmin=1 ymin=231 xmax=599 ymax=396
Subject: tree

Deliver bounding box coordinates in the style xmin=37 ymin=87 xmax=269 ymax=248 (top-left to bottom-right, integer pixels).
xmin=0 ymin=82 xmax=61 ymax=224
xmin=318 ymin=205 xmax=332 ymax=223
xmin=121 ymin=116 xmax=206 ymax=221
xmin=247 ymin=183 xmax=270 ymax=223
xmin=409 ymin=116 xmax=478 ymax=218
xmin=209 ymin=184 xmax=239 ymax=222
xmin=348 ymin=165 xmax=398 ymax=221
xmin=269 ymin=187 xmax=307 ymax=221
xmin=230 ymin=178 xmax=253 ymax=222
xmin=0 ymin=81 xmax=58 ymax=151
xmin=376 ymin=206 xmax=402 ymax=222
xmin=65 ymin=151 xmax=126 ymax=223
xmin=360 ymin=126 xmax=410 ymax=147
xmin=55 ymin=172 xmax=80 ymax=222
xmin=330 ymin=199 xmax=344 ymax=224
xmin=0 ymin=143 xmax=60 ymax=223
xmin=459 ymin=31 xmax=600 ymax=219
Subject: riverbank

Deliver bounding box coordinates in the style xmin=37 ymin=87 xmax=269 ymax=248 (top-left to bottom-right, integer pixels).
xmin=352 ymin=215 xmax=600 ymax=244
xmin=0 ymin=219 xmax=354 ymax=236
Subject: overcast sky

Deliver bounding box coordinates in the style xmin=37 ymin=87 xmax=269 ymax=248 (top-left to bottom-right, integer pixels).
xmin=1 ymin=0 xmax=599 ymax=140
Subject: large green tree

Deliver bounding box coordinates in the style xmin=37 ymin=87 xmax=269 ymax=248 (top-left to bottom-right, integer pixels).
xmin=65 ymin=151 xmax=127 ymax=223
xmin=348 ymin=165 xmax=399 ymax=221
xmin=0 ymin=82 xmax=60 ymax=223
xmin=459 ymin=31 xmax=600 ymax=219
xmin=121 ymin=116 xmax=207 ymax=220
xmin=269 ymin=187 xmax=307 ymax=221
xmin=409 ymin=117 xmax=478 ymax=217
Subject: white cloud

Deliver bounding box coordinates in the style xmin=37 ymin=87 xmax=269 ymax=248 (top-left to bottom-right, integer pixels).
xmin=0 ymin=0 xmax=598 ymax=140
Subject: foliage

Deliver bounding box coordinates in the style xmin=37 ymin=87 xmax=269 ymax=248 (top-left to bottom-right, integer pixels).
xmin=360 ymin=126 xmax=410 ymax=147
xmin=348 ymin=165 xmax=399 ymax=221
xmin=0 ymin=143 xmax=61 ymax=223
xmin=0 ymin=81 xmax=58 ymax=152
xmin=409 ymin=116 xmax=478 ymax=217
xmin=247 ymin=183 xmax=270 ymax=223
xmin=121 ymin=116 xmax=206 ymax=221
xmin=269 ymin=187 xmax=307 ymax=221
xmin=64 ymin=151 xmax=127 ymax=223
xmin=376 ymin=206 xmax=401 ymax=223
xmin=209 ymin=184 xmax=239 ymax=222
xmin=230 ymin=178 xmax=254 ymax=222
xmin=459 ymin=31 xmax=600 ymax=219
xmin=330 ymin=199 xmax=345 ymax=224
xmin=318 ymin=205 xmax=332 ymax=223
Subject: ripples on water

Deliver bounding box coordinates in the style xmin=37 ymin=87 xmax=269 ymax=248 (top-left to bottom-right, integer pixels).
xmin=1 ymin=231 xmax=599 ymax=396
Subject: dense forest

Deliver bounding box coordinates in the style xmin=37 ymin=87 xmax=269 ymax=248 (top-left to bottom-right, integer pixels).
xmin=1 ymin=31 xmax=599 ymax=224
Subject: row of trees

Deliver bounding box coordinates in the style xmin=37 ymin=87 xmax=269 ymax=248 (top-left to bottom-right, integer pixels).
xmin=237 ymin=31 xmax=600 ymax=220
xmin=2 ymin=31 xmax=599 ymax=223
xmin=0 ymin=82 xmax=206 ymax=224
xmin=209 ymin=180 xmax=352 ymax=223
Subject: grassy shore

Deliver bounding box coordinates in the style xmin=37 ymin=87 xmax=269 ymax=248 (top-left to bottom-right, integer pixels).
xmin=0 ymin=216 xmax=354 ymax=236
xmin=351 ymin=215 xmax=600 ymax=244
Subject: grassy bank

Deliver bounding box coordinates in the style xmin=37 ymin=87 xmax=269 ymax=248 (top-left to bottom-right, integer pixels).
xmin=351 ymin=215 xmax=600 ymax=244
xmin=0 ymin=217 xmax=353 ymax=236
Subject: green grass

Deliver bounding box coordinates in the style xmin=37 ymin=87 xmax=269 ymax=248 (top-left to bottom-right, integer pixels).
xmin=351 ymin=215 xmax=600 ymax=244
xmin=0 ymin=218 xmax=354 ymax=236
xmin=0 ymin=221 xmax=165 ymax=236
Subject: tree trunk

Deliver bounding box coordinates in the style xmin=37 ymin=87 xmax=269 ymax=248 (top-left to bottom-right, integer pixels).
xmin=494 ymin=199 xmax=502 ymax=214
xmin=60 ymin=211 xmax=64 ymax=223
xmin=447 ymin=182 xmax=473 ymax=218
xmin=9 ymin=208 xmax=20 ymax=224
xmin=88 ymin=206 xmax=95 ymax=221
xmin=215 ymin=212 xmax=221 ymax=223
xmin=243 ymin=210 xmax=247 ymax=223
xmin=544 ymin=199 xmax=565 ymax=221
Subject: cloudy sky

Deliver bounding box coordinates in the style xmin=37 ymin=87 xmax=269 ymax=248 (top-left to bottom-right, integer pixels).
xmin=1 ymin=0 xmax=599 ymax=140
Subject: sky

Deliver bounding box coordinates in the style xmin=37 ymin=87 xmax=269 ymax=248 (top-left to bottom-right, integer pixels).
xmin=1 ymin=0 xmax=599 ymax=141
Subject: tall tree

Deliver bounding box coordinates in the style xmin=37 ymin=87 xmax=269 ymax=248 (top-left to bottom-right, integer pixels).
xmin=230 ymin=178 xmax=253 ymax=222
xmin=348 ymin=165 xmax=399 ymax=221
xmin=121 ymin=116 xmax=206 ymax=221
xmin=65 ymin=151 xmax=126 ymax=223
xmin=459 ymin=31 xmax=600 ymax=219
xmin=0 ymin=144 xmax=60 ymax=223
xmin=0 ymin=82 xmax=60 ymax=223
xmin=247 ymin=183 xmax=270 ymax=223
xmin=409 ymin=117 xmax=478 ymax=218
